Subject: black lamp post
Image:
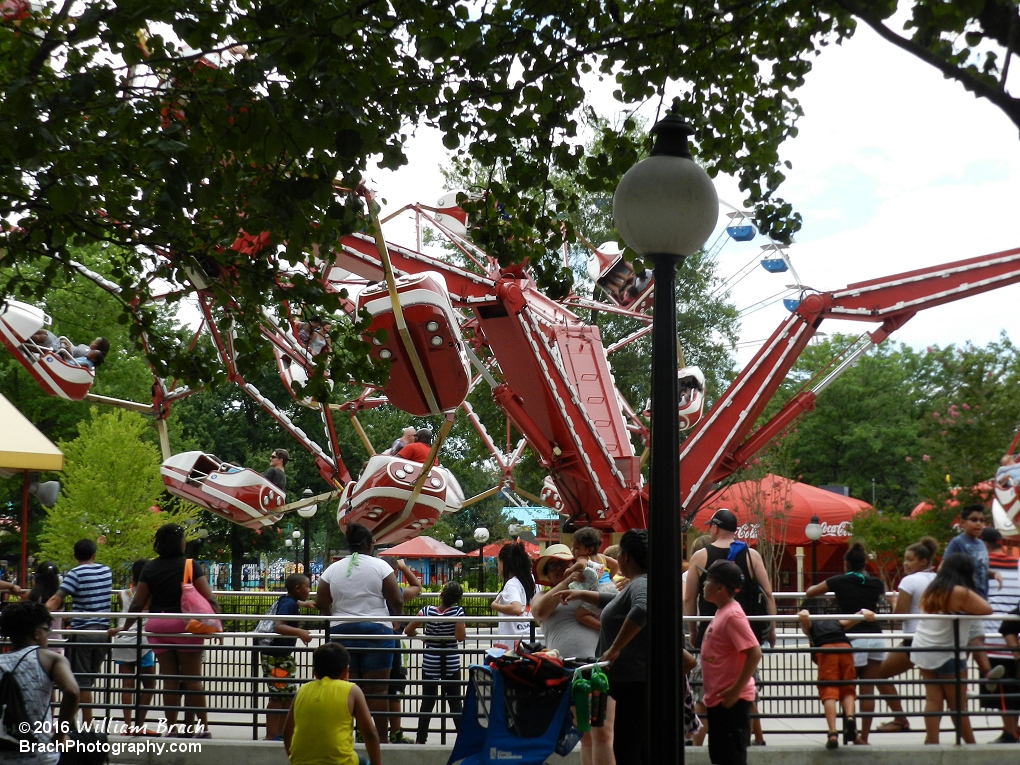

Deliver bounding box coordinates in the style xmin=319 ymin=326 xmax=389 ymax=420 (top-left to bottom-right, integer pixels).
xmin=613 ymin=115 xmax=719 ymax=764
xmin=805 ymin=515 xmax=823 ymax=585
xmin=474 ymin=527 xmax=489 ymax=593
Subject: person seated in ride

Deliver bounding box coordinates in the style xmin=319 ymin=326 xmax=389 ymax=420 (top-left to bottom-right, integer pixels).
xmin=296 ymin=317 xmax=331 ymax=356
xmin=383 ymin=427 xmax=416 ymax=456
xmin=30 ymin=328 xmax=62 ymax=350
xmin=395 ymin=428 xmax=435 ymax=464
xmin=995 ymin=454 xmax=1020 ymax=487
xmin=73 ymin=348 xmax=106 ymax=370
xmin=67 ymin=336 xmax=110 ymax=359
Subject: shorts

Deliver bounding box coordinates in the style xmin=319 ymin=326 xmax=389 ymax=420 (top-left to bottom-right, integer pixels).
xmin=388 ymin=650 xmax=407 ymax=695
xmin=978 ymin=657 xmax=1020 ymax=712
xmin=66 ymin=632 xmax=108 ymax=688
xmin=931 ymin=657 xmax=967 ymax=676
xmin=261 ymin=653 xmax=298 ymax=697
xmin=114 ymin=650 xmax=155 ymax=668
xmin=329 ymin=621 xmax=395 ymax=674
xmin=815 ymin=644 xmax=856 ymax=702
xmin=850 ymin=636 xmax=887 ymax=668
xmin=145 ymin=618 xmax=205 ymax=654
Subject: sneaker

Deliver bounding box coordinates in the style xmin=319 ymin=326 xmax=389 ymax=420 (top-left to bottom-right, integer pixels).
xmin=388 ymin=730 xmax=414 ymax=744
xmin=843 ymin=716 xmax=857 ymax=746
xmin=985 ymin=664 xmax=1007 ymax=692
xmin=989 ymin=732 xmax=1019 ymax=744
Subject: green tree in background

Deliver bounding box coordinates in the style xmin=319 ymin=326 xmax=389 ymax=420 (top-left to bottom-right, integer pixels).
xmin=38 ymin=409 xmax=200 ymax=578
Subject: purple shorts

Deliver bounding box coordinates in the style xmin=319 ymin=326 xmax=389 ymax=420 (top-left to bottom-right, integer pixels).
xmin=146 ymin=618 xmax=205 ymax=654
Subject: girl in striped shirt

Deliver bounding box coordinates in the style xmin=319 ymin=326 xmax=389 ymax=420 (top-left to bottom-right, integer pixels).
xmin=405 ymin=582 xmax=466 ymax=744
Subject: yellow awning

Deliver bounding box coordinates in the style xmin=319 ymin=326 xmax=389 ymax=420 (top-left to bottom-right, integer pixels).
xmin=0 ymin=393 xmax=64 ymax=472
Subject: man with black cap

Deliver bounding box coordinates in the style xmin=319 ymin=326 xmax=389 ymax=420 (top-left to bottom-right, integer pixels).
xmin=685 ymin=508 xmax=776 ymax=746
xmin=698 ymin=560 xmax=762 ymax=765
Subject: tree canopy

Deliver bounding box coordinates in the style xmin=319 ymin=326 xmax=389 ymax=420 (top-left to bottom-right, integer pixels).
xmin=5 ymin=0 xmax=1013 ymax=389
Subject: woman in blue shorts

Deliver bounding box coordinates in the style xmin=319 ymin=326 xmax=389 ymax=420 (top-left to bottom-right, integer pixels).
xmin=910 ymin=552 xmax=993 ymax=744
xmin=316 ymin=523 xmax=403 ymax=741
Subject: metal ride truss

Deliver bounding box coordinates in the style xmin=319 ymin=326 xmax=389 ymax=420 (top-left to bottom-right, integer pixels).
xmin=6 ymin=186 xmax=1020 ymax=535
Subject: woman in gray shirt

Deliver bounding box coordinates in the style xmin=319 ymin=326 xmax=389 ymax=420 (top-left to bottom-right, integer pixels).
xmin=531 ymin=544 xmax=611 ymax=765
xmin=563 ymin=529 xmax=648 ymax=765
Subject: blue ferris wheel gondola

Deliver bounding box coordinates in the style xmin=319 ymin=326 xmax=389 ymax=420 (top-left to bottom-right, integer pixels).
xmin=760 ymin=258 xmax=789 ymax=273
xmin=783 ymin=297 xmax=801 ymax=312
xmin=726 ymin=225 xmax=755 ymax=241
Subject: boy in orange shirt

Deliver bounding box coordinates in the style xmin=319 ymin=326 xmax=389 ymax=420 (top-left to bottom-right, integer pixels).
xmin=698 ymin=560 xmax=762 ymax=765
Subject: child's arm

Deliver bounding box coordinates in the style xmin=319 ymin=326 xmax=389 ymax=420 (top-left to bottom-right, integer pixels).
xmin=838 ymin=608 xmax=875 ymax=630
xmin=574 ymin=607 xmax=601 ymax=633
xmin=559 ymin=589 xmax=602 ymax=606
xmin=455 ymin=609 xmax=467 ymax=642
xmin=796 ymin=609 xmax=813 ymax=639
xmin=349 ymin=684 xmax=381 ymax=765
xmin=274 ymin=623 xmax=312 ymax=645
xmin=722 ymin=645 xmax=762 ymax=709
xmin=603 ymin=555 xmax=619 ymax=578
xmin=683 ymin=649 xmax=696 ymax=674
xmin=403 ymin=620 xmax=421 ymax=637
xmin=396 ymin=559 xmax=422 ymax=600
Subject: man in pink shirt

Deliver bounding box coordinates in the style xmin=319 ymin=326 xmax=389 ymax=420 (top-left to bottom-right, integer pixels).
xmin=698 ymin=559 xmax=763 ymax=765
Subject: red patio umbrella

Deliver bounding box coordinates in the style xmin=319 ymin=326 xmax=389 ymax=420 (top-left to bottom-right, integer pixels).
xmin=691 ymin=474 xmax=872 ymax=546
xmin=480 ymin=540 xmax=541 ymax=559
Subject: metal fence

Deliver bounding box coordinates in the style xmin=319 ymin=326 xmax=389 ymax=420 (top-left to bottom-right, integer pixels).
xmin=19 ymin=591 xmax=1020 ymax=745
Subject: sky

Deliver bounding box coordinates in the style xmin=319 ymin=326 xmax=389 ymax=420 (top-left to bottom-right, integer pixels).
xmin=367 ymin=24 xmax=1020 ymax=368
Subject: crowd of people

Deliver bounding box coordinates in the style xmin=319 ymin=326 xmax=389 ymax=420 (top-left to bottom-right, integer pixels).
xmin=6 ymin=505 xmax=1020 ymax=765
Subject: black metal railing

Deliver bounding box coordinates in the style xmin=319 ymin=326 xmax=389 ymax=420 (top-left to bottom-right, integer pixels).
xmin=18 ymin=592 xmax=1020 ymax=745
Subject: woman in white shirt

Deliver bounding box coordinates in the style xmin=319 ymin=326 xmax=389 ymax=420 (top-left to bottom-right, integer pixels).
xmin=315 ymin=523 xmax=404 ymax=741
xmin=910 ymin=552 xmax=993 ymax=744
xmin=873 ymin=536 xmax=939 ymax=732
xmin=490 ymin=542 xmax=536 ymax=650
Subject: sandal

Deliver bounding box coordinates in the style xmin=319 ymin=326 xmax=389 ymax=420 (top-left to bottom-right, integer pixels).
xmin=826 ymin=732 xmax=839 ymax=750
xmin=843 ymin=716 xmax=856 ymax=746
xmin=876 ymin=719 xmax=911 ymax=733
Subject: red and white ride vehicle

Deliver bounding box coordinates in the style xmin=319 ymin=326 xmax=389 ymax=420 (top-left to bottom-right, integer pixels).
xmin=337 ymin=454 xmax=464 ymax=544
xmin=357 ymin=271 xmax=471 ymax=416
xmin=160 ymin=451 xmax=287 ymax=528
xmin=0 ymin=299 xmax=95 ymax=401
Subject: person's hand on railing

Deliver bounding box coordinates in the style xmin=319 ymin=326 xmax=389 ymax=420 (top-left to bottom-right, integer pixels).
xmin=107 ymin=626 xmax=122 ymax=639
xmin=296 ymin=628 xmax=312 ymax=645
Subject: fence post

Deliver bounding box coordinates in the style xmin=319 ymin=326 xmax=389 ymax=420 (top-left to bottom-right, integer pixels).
xmin=133 ymin=616 xmax=143 ymax=729
xmin=953 ymin=615 xmax=962 ymax=746
xmin=251 ymin=634 xmax=261 ymax=741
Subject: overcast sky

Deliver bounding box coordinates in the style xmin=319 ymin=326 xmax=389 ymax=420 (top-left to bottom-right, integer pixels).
xmin=368 ymin=25 xmax=1020 ymax=367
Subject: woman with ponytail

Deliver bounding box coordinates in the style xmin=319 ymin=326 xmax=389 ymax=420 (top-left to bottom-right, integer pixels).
xmin=490 ymin=542 xmax=536 ymax=650
xmin=909 ymin=552 xmax=993 ymax=744
xmin=806 ymin=541 xmax=907 ymax=743
xmin=876 ymin=537 xmax=940 ymax=688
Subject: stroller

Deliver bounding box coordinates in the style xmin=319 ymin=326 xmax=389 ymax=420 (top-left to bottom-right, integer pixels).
xmin=448 ymin=650 xmax=591 ymax=765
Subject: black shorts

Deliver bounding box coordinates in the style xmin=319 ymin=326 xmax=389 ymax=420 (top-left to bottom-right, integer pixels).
xmin=978 ymin=657 xmax=1020 ymax=712
xmin=66 ymin=632 xmax=108 ymax=689
xmin=388 ymin=652 xmax=407 ymax=695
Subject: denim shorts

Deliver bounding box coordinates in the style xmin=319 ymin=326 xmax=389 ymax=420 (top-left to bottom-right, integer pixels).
xmin=932 ymin=657 xmax=967 ymax=676
xmin=329 ymin=621 xmax=395 ymax=673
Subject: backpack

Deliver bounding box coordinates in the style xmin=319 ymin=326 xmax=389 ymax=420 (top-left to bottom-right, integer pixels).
xmin=728 ymin=542 xmax=772 ymax=643
xmin=252 ymin=597 xmax=283 ymax=647
xmin=0 ymin=648 xmax=37 ymax=751
xmin=490 ymin=648 xmax=570 ymax=692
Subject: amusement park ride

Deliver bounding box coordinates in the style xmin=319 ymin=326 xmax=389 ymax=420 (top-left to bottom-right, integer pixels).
xmin=4 ymin=188 xmax=1020 ymax=542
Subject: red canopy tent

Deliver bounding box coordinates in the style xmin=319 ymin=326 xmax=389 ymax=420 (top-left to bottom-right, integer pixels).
xmin=379 ymin=536 xmax=466 ymax=558
xmin=480 ymin=540 xmax=541 ymax=559
xmin=691 ymin=474 xmax=873 ymax=579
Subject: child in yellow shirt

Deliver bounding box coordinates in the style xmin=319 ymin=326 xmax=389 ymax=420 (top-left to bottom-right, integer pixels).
xmin=284 ymin=642 xmax=381 ymax=765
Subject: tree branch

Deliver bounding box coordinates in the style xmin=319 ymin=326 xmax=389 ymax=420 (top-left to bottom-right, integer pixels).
xmin=831 ymin=0 xmax=1020 ymax=132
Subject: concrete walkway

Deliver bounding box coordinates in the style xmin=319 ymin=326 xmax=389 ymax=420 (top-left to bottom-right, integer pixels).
xmin=107 ymin=738 xmax=1020 ymax=765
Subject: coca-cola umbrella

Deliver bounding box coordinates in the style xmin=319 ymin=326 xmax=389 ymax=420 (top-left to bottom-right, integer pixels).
xmin=691 ymin=474 xmax=873 ymax=546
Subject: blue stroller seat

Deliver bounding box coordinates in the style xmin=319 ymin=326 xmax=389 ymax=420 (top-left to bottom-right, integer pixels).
xmin=448 ymin=664 xmax=574 ymax=765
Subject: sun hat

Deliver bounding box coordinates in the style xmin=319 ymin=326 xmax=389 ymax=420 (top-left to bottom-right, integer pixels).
xmin=533 ymin=544 xmax=574 ymax=586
